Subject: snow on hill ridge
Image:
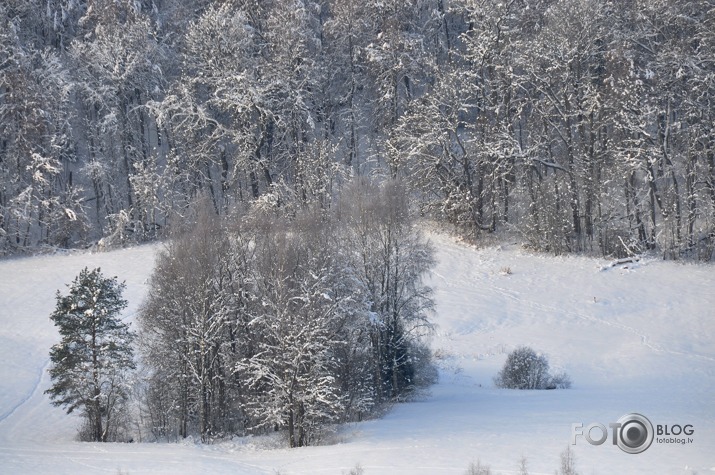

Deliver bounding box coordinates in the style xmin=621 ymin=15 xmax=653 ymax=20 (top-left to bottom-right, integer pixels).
xmin=0 ymin=234 xmax=713 ymax=474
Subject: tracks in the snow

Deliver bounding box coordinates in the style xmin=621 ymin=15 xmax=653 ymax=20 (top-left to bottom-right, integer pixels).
xmin=0 ymin=358 xmax=50 ymax=426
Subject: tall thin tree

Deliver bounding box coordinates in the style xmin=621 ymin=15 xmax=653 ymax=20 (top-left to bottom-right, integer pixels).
xmin=46 ymin=268 xmax=136 ymax=442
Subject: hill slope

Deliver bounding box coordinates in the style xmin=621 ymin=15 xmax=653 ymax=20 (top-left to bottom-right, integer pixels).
xmin=0 ymin=234 xmax=713 ymax=474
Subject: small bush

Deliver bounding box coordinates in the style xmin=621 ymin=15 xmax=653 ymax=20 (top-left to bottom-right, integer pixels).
xmin=518 ymin=455 xmax=529 ymax=475
xmin=558 ymin=446 xmax=578 ymax=475
xmin=465 ymin=460 xmax=491 ymax=475
xmin=344 ymin=463 xmax=364 ymax=475
xmin=494 ymin=346 xmax=571 ymax=390
xmin=548 ymin=371 xmax=572 ymax=390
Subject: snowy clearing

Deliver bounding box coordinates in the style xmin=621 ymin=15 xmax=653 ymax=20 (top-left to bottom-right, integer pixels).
xmin=1 ymin=234 xmax=713 ymax=474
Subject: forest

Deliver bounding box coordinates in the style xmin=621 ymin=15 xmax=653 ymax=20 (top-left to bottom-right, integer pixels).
xmin=1 ymin=0 xmax=714 ymax=259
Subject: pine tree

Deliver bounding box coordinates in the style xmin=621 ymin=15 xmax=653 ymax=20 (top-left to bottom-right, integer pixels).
xmin=46 ymin=268 xmax=136 ymax=442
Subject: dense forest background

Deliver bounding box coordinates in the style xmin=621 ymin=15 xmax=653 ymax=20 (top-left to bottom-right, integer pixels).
xmin=2 ymin=0 xmax=714 ymax=259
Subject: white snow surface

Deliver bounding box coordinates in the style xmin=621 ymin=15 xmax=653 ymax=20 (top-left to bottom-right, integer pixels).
xmin=1 ymin=233 xmax=713 ymax=474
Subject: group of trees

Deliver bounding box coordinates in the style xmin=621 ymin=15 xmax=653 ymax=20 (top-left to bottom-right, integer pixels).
xmin=392 ymin=0 xmax=715 ymax=259
xmin=2 ymin=0 xmax=713 ymax=260
xmin=139 ymin=180 xmax=435 ymax=445
xmin=47 ymin=180 xmax=436 ymax=445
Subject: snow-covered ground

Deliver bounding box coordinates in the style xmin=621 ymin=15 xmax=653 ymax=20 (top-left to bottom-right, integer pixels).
xmin=1 ymin=233 xmax=713 ymax=474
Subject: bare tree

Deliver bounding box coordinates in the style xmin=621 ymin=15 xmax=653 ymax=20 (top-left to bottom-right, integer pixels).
xmin=340 ymin=179 xmax=436 ymax=401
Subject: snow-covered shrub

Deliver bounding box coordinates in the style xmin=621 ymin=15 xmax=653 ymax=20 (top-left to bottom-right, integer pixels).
xmin=409 ymin=341 xmax=439 ymax=390
xmin=494 ymin=346 xmax=570 ymax=390
xmin=548 ymin=371 xmax=573 ymax=390
xmin=559 ymin=446 xmax=578 ymax=475
xmin=465 ymin=460 xmax=492 ymax=475
xmin=344 ymin=463 xmax=364 ymax=475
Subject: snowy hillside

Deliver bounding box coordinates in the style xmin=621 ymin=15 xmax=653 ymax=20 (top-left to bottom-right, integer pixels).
xmin=1 ymin=234 xmax=713 ymax=474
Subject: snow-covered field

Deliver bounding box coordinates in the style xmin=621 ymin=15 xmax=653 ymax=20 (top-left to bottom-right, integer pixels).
xmin=1 ymin=233 xmax=713 ymax=474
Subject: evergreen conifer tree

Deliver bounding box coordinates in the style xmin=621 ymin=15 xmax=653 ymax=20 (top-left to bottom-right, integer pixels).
xmin=46 ymin=268 xmax=135 ymax=442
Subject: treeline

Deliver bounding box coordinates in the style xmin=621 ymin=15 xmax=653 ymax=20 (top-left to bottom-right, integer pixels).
xmin=2 ymin=0 xmax=714 ymax=259
xmin=138 ymin=180 xmax=435 ymax=445
xmin=392 ymin=0 xmax=715 ymax=259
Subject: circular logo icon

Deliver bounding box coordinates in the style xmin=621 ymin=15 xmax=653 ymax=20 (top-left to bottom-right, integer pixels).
xmin=616 ymin=413 xmax=654 ymax=454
